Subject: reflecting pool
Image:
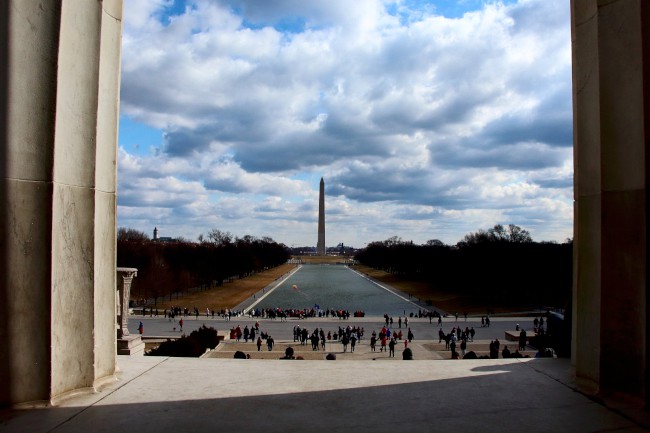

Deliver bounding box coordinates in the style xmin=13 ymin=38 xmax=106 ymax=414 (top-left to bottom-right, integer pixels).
xmin=251 ymin=264 xmax=424 ymax=316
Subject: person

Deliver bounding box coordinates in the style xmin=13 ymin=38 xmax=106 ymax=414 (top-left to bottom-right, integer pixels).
xmin=256 ymin=337 xmax=262 ymax=351
xmin=341 ymin=334 xmax=349 ymax=352
xmin=179 ymin=318 xmax=184 ymax=332
xmin=389 ymin=338 xmax=396 ymax=357
xmin=489 ymin=340 xmax=498 ymax=359
xmin=267 ymin=335 xmax=274 ymax=351
xmin=281 ymin=347 xmax=295 ymax=359
xmin=502 ymin=345 xmax=511 ymax=358
xmin=460 ymin=339 xmax=466 ymax=357
xmin=233 ymin=351 xmax=247 ymax=359
xmin=519 ymin=329 xmax=527 ymax=351
xmin=350 ymin=334 xmax=357 ymax=352
xmin=326 ymin=353 xmax=336 ymax=360
xmin=407 ymin=328 xmax=414 ymax=342
xmin=138 ymin=321 xmax=143 ymax=334
xmin=402 ymin=348 xmax=413 ymax=360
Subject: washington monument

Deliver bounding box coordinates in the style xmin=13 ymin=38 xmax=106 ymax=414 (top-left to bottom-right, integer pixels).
xmin=317 ymin=177 xmax=326 ymax=255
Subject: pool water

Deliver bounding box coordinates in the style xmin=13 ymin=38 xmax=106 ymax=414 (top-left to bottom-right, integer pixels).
xmin=254 ymin=264 xmax=422 ymax=316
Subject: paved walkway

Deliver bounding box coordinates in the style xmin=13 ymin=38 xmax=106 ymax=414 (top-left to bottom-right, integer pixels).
xmin=129 ymin=314 xmax=541 ymax=344
xmin=1 ymin=356 xmax=648 ymax=432
xmin=204 ymin=338 xmax=537 ymax=360
xmin=3 ymin=310 xmax=646 ymax=432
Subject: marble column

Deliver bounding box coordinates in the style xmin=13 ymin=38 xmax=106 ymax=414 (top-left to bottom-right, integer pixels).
xmin=116 ymin=268 xmax=138 ymax=338
xmin=1 ymin=0 xmax=123 ymax=405
xmin=571 ymin=0 xmax=648 ymax=402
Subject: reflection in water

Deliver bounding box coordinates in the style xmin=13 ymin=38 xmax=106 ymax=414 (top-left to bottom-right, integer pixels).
xmin=256 ymin=265 xmax=423 ymax=316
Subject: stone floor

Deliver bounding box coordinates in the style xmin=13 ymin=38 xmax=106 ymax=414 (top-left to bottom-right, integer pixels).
xmin=1 ymin=355 xmax=648 ymax=432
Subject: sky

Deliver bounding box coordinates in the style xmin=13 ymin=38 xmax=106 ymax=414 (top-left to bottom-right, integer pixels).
xmin=117 ymin=0 xmax=574 ymax=248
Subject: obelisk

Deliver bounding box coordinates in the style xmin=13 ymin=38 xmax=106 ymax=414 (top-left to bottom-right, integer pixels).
xmin=317 ymin=177 xmax=326 ymax=255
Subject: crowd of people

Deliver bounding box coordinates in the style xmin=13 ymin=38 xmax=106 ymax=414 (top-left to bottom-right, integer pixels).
xmin=227 ymin=321 xmax=418 ymax=360
xmin=246 ymin=307 xmax=365 ymax=320
xmin=143 ymin=305 xmax=555 ymax=361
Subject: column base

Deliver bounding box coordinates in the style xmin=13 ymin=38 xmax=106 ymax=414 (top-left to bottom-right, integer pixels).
xmin=117 ymin=335 xmax=145 ymax=356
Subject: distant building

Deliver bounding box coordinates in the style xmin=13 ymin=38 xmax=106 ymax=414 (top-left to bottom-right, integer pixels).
xmin=153 ymin=227 xmax=175 ymax=243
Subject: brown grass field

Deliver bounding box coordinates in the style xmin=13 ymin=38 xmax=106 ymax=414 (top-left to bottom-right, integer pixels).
xmin=152 ymin=263 xmax=297 ymax=312
xmin=148 ymin=257 xmax=531 ymax=314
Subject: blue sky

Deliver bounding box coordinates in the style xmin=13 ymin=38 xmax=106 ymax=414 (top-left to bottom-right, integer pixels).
xmin=118 ymin=0 xmax=573 ymax=247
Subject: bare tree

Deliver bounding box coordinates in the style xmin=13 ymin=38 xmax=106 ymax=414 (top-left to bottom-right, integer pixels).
xmin=507 ymin=224 xmax=532 ymax=243
xmin=207 ymin=229 xmax=233 ymax=245
xmin=117 ymin=227 xmax=150 ymax=242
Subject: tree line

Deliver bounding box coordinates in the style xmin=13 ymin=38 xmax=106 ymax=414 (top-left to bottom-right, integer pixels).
xmin=354 ymin=224 xmax=572 ymax=309
xmin=117 ymin=228 xmax=290 ymax=303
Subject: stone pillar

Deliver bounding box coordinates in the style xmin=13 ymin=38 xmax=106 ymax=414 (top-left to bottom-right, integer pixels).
xmin=116 ymin=268 xmax=144 ymax=356
xmin=116 ymin=268 xmax=138 ymax=338
xmin=0 ymin=0 xmax=123 ymax=405
xmin=571 ymin=0 xmax=648 ymax=403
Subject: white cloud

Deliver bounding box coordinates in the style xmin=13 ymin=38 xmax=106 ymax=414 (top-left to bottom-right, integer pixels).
xmin=117 ymin=0 xmax=573 ymax=247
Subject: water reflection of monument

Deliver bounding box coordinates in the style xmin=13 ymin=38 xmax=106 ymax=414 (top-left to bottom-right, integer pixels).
xmin=316 ymin=177 xmax=326 ymax=255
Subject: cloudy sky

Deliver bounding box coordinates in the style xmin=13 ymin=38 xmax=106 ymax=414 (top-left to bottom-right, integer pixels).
xmin=117 ymin=0 xmax=574 ymax=248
